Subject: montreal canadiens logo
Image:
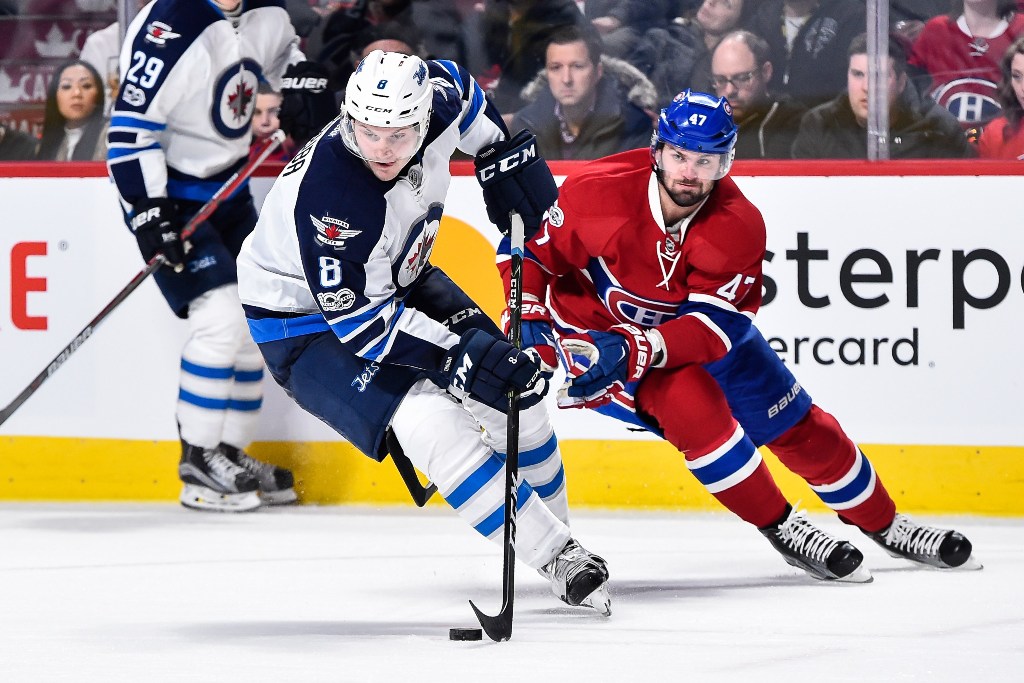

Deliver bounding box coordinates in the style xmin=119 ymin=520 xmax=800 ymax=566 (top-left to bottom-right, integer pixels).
xmin=212 ymin=59 xmax=262 ymax=139
xmin=932 ymin=78 xmax=1001 ymax=125
xmin=605 ymin=287 xmax=680 ymax=327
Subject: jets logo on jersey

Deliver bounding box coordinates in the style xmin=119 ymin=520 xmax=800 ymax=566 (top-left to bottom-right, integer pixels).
xmin=144 ymin=21 xmax=180 ymax=46
xmin=311 ymin=215 xmax=361 ymax=249
xmin=212 ymin=59 xmax=262 ymax=138
xmin=398 ymin=219 xmax=439 ymax=287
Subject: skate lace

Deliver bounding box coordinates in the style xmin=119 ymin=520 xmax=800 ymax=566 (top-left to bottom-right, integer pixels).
xmin=232 ymin=449 xmax=275 ymax=477
xmin=546 ymin=541 xmax=593 ymax=585
xmin=882 ymin=514 xmax=945 ymax=557
xmin=203 ymin=449 xmax=248 ymax=480
xmin=777 ymin=508 xmax=840 ymax=563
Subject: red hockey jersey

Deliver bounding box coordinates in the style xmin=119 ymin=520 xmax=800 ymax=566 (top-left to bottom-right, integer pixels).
xmin=498 ymin=149 xmax=767 ymax=368
xmin=909 ymin=15 xmax=1024 ymax=126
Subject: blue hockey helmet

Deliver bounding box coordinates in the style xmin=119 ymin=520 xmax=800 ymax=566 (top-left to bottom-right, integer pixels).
xmin=651 ymin=90 xmax=737 ymax=180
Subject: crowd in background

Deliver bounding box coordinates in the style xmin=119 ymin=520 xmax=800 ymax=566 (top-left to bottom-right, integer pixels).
xmin=2 ymin=0 xmax=1024 ymax=162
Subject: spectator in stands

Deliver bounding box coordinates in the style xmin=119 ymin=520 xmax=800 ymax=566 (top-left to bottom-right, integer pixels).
xmin=976 ymin=36 xmax=1024 ymax=157
xmin=745 ymin=0 xmax=867 ymax=108
xmin=319 ymin=21 xmax=420 ymax=97
xmin=582 ymin=0 xmax=673 ymax=59
xmin=891 ymin=1 xmax=950 ymax=42
xmin=711 ymin=30 xmax=806 ymax=158
xmin=629 ymin=0 xmax=752 ymax=107
xmin=311 ymin=0 xmax=464 ymax=93
xmin=476 ymin=0 xmax=585 ymax=114
xmin=909 ymin=0 xmax=1024 ymax=131
xmin=793 ymin=34 xmax=974 ymax=159
xmin=510 ymin=25 xmax=656 ymax=160
xmin=0 ymin=123 xmax=37 ymax=160
xmin=36 ymin=60 xmax=108 ymax=161
xmin=250 ymin=83 xmax=298 ymax=163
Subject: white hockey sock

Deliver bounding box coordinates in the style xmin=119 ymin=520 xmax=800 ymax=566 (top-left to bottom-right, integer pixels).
xmin=466 ymin=397 xmax=570 ymax=526
xmin=391 ymin=380 xmax=570 ymax=569
xmin=220 ymin=335 xmax=264 ymax=449
xmin=177 ymin=285 xmax=252 ymax=448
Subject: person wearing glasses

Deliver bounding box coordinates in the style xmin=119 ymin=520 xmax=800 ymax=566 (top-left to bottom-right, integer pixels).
xmin=710 ymin=30 xmax=806 ymax=158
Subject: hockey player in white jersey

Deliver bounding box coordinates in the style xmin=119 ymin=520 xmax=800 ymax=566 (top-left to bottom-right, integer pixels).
xmin=107 ymin=0 xmax=335 ymax=511
xmin=237 ymin=50 xmax=611 ymax=613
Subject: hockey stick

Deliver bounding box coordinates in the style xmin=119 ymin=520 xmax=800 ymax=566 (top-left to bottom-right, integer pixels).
xmin=469 ymin=211 xmax=524 ymax=642
xmin=0 ymin=130 xmax=286 ymax=429
xmin=385 ymin=429 xmax=437 ymax=507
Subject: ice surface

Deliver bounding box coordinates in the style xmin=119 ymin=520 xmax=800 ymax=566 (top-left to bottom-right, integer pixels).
xmin=1 ymin=504 xmax=1021 ymax=682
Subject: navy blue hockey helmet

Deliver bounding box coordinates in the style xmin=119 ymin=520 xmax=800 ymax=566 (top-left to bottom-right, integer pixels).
xmin=651 ymin=90 xmax=738 ymax=179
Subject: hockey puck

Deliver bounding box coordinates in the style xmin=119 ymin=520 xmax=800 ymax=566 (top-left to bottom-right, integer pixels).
xmin=449 ymin=627 xmax=483 ymax=641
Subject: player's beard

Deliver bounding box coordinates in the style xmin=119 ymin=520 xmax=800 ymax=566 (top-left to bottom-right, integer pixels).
xmin=656 ymin=169 xmax=713 ymax=207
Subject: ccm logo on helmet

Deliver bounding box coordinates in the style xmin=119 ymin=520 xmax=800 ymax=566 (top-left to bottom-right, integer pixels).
xmin=281 ymin=76 xmax=328 ymax=93
xmin=475 ymin=143 xmax=536 ymax=182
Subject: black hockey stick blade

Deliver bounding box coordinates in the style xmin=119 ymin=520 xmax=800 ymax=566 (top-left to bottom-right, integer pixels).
xmin=469 ymin=596 xmax=513 ymax=642
xmin=384 ymin=430 xmax=437 ymax=507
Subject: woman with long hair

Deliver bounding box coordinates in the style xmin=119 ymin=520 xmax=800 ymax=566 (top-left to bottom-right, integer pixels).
xmin=36 ymin=59 xmax=108 ymax=161
xmin=977 ymin=35 xmax=1024 ymax=157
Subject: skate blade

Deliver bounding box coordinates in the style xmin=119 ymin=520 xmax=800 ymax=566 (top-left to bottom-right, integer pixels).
xmin=180 ymin=484 xmax=261 ymax=513
xmin=582 ymin=584 xmax=612 ymax=616
xmin=955 ymin=554 xmax=983 ymax=571
xmin=836 ymin=563 xmax=873 ymax=583
xmin=259 ymin=488 xmax=298 ymax=505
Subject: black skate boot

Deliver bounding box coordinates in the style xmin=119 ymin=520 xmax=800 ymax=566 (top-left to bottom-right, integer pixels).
xmin=538 ymin=538 xmax=611 ymax=615
xmin=865 ymin=514 xmax=982 ymax=570
xmin=760 ymin=505 xmax=872 ymax=582
xmin=219 ymin=443 xmax=297 ymax=505
xmin=178 ymin=440 xmax=261 ymax=512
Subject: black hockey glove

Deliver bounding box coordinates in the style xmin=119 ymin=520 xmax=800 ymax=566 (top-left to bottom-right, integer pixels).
xmin=439 ymin=328 xmax=547 ymax=413
xmin=279 ymin=61 xmax=337 ymax=148
xmin=474 ymin=130 xmax=558 ymax=240
xmin=130 ymin=197 xmax=185 ymax=269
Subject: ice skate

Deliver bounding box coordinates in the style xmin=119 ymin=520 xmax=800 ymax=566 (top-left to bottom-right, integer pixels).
xmin=178 ymin=440 xmax=261 ymax=512
xmin=760 ymin=505 xmax=872 ymax=583
xmin=538 ymin=538 xmax=612 ymax=615
xmin=865 ymin=513 xmax=982 ymax=570
xmin=219 ymin=443 xmax=298 ymax=505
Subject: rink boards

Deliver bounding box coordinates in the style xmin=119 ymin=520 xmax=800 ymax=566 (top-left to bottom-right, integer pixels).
xmin=0 ymin=160 xmax=1022 ymax=514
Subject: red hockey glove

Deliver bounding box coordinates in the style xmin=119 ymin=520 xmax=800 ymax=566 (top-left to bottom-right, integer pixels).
xmin=556 ymin=323 xmax=654 ymax=409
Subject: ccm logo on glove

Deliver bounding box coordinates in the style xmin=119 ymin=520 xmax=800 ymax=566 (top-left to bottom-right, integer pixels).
xmin=476 ymin=141 xmax=537 ymax=182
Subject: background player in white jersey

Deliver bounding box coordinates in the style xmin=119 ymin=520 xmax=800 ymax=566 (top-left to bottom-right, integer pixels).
xmin=107 ymin=0 xmax=335 ymax=512
xmin=236 ymin=51 xmax=610 ymax=613
xmin=498 ymin=91 xmax=980 ymax=582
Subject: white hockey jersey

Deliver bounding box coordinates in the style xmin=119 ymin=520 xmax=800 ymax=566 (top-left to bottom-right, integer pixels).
xmin=238 ymin=60 xmax=506 ymax=371
xmin=107 ymin=0 xmax=304 ymax=207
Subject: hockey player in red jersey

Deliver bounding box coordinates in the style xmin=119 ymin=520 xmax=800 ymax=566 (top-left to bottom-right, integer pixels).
xmin=497 ymin=90 xmax=981 ymax=582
